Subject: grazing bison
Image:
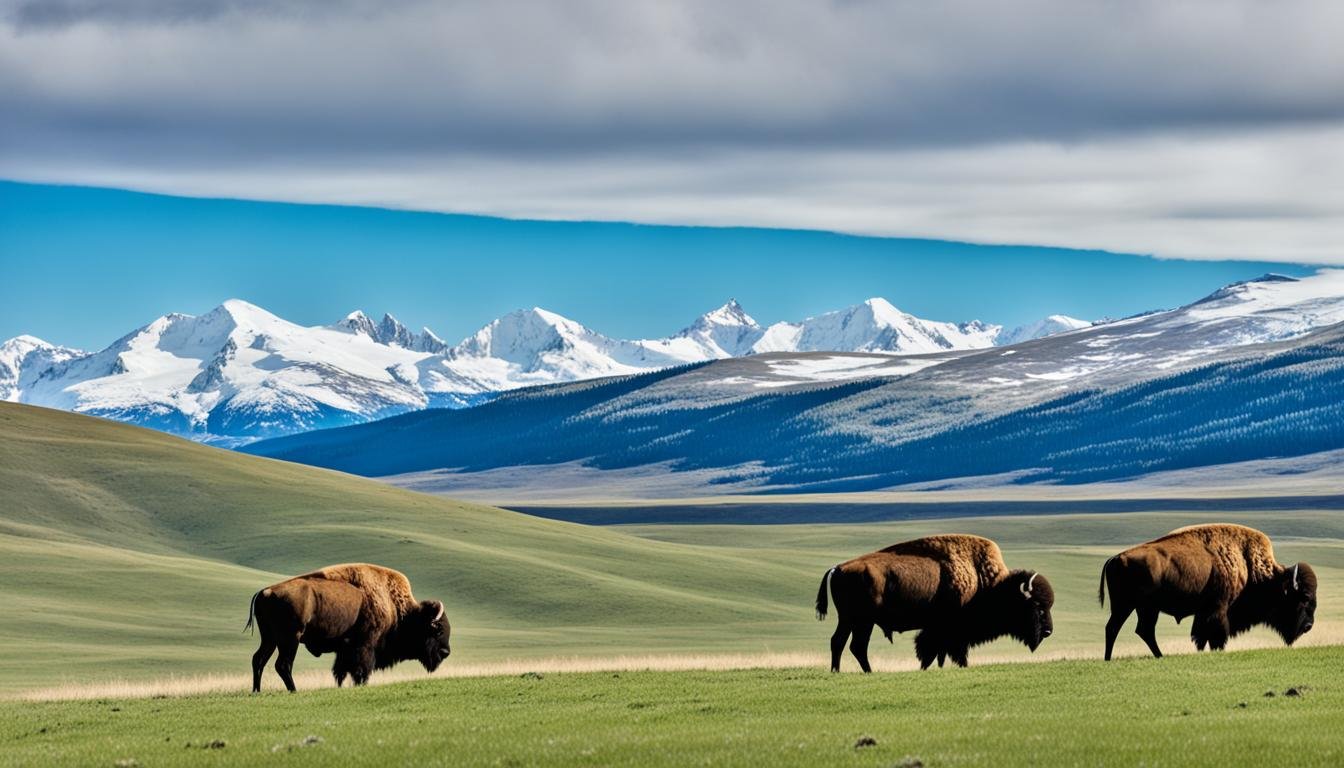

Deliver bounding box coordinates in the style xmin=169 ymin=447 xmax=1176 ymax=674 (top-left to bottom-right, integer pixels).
xmin=815 ymin=535 xmax=1054 ymax=672
xmin=1099 ymin=523 xmax=1316 ymax=660
xmin=245 ymin=563 xmax=451 ymax=692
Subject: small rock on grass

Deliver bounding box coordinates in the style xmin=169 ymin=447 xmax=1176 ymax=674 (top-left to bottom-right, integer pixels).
xmin=893 ymin=758 xmax=925 ymax=768
xmin=854 ymin=736 xmax=877 ymax=749
xmin=1285 ymin=687 xmax=1304 ymax=697
xmin=271 ymin=735 xmax=324 ymax=753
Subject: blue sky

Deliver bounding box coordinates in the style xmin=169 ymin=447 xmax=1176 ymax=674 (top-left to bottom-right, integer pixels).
xmin=0 ymin=181 xmax=1318 ymax=351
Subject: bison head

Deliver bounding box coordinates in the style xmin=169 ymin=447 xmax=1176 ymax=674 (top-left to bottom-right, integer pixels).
xmin=1007 ymin=570 xmax=1055 ymax=651
xmin=1271 ymin=563 xmax=1317 ymax=645
xmin=411 ymin=600 xmax=452 ymax=672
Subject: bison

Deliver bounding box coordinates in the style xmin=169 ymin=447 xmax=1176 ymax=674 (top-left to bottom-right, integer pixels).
xmin=815 ymin=535 xmax=1054 ymax=672
xmin=1099 ymin=523 xmax=1317 ymax=660
xmin=245 ymin=563 xmax=451 ymax=692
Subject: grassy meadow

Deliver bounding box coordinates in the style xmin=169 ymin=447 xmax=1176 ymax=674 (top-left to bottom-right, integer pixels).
xmin=3 ymin=647 xmax=1342 ymax=767
xmin=4 ymin=402 xmax=1344 ymax=696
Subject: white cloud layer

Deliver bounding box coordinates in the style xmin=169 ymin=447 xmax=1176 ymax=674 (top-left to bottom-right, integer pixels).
xmin=3 ymin=0 xmax=1343 ymax=263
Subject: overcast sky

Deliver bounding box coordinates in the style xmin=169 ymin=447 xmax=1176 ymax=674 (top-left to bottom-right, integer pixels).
xmin=3 ymin=0 xmax=1343 ymax=263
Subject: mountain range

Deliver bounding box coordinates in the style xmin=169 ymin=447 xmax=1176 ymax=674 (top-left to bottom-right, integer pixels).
xmin=243 ymin=271 xmax=1344 ymax=492
xmin=0 ymin=297 xmax=1083 ymax=443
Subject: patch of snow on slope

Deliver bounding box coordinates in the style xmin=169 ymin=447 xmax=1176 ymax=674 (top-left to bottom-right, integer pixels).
xmin=995 ymin=315 xmax=1091 ymax=346
xmin=760 ymin=354 xmax=947 ymax=385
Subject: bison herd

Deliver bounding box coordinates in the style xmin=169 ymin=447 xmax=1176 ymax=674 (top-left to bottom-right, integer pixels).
xmin=247 ymin=523 xmax=1318 ymax=691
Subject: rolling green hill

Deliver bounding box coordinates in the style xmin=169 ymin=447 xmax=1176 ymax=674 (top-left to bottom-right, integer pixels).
xmin=2 ymin=402 xmax=1342 ymax=695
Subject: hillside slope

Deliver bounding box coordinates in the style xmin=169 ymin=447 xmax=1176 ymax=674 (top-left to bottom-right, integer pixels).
xmin=246 ymin=309 xmax=1344 ymax=491
xmin=5 ymin=402 xmax=1342 ymax=694
xmin=0 ymin=402 xmax=817 ymax=690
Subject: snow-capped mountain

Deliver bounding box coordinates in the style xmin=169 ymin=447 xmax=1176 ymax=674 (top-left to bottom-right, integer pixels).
xmin=752 ymin=298 xmax=1001 ymax=354
xmin=994 ymin=315 xmax=1091 ymax=346
xmin=246 ymin=271 xmax=1344 ymax=493
xmin=15 ymin=300 xmax=438 ymax=442
xmin=334 ymin=311 xmax=446 ymax=353
xmin=9 ymin=271 xmax=1336 ymax=445
xmin=673 ymin=300 xmax=763 ymax=357
xmin=0 ymin=336 xmax=85 ymax=401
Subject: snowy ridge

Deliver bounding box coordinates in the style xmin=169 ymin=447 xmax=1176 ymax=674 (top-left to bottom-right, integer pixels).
xmin=8 ymin=270 xmax=1339 ymax=444
xmin=244 ymin=270 xmax=1344 ymax=491
xmin=995 ymin=315 xmax=1091 ymax=347
xmin=753 ymin=298 xmax=1001 ymax=354
xmin=0 ymin=335 xmax=85 ymax=402
xmin=5 ymin=295 xmax=1007 ymax=442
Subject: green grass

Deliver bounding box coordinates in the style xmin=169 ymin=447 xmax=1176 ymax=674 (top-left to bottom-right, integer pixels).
xmin=4 ymin=402 xmax=1344 ymax=695
xmin=3 ymin=646 xmax=1342 ymax=767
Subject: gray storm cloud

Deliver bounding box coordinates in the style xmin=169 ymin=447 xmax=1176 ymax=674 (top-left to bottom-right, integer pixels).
xmin=2 ymin=0 xmax=1343 ymax=262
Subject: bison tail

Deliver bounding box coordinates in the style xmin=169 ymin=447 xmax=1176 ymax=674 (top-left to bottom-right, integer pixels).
xmin=244 ymin=589 xmax=262 ymax=635
xmin=815 ymin=567 xmax=836 ymax=620
xmin=1098 ymin=557 xmax=1114 ymax=608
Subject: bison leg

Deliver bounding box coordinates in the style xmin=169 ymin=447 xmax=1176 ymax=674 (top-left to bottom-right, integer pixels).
xmin=1104 ymin=602 xmax=1134 ymax=661
xmin=350 ymin=646 xmax=375 ymax=686
xmin=274 ymin=639 xmax=299 ymax=693
xmin=936 ymin=651 xmax=946 ymax=668
xmin=332 ymin=646 xmax=360 ymax=687
xmin=1196 ymin=610 xmax=1230 ymax=651
xmin=1134 ymin=607 xmax=1163 ymax=659
xmin=849 ymin=621 xmax=874 ymax=673
xmin=251 ymin=636 xmax=277 ymax=693
xmin=914 ymin=629 xmax=941 ymax=670
xmin=829 ymin=622 xmax=851 ymax=673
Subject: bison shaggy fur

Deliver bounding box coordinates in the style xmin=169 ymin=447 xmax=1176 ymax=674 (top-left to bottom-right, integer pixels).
xmin=1099 ymin=523 xmax=1317 ymax=660
xmin=245 ymin=563 xmax=451 ymax=692
xmin=816 ymin=535 xmax=1054 ymax=672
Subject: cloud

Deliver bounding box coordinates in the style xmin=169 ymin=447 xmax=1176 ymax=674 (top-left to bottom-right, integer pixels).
xmin=2 ymin=0 xmax=1343 ymax=262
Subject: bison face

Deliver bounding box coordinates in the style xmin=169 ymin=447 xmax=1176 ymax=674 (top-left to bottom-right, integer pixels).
xmin=1273 ymin=563 xmax=1317 ymax=645
xmin=414 ymin=600 xmax=452 ymax=672
xmin=1009 ymin=571 xmax=1055 ymax=652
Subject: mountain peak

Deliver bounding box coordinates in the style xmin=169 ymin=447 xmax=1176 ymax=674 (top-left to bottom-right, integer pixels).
xmin=696 ymin=299 xmax=759 ymax=329
xmin=858 ymin=297 xmax=908 ymax=323
xmin=451 ymin=307 xmax=590 ymax=366
xmin=214 ymin=298 xmax=279 ymax=322
xmin=674 ymin=300 xmax=763 ymax=357
xmin=1193 ymin=272 xmax=1304 ymax=306
xmin=377 ymin=313 xmax=414 ymax=348
xmin=336 ymin=310 xmax=378 ymax=338
xmin=3 ymin=334 xmax=54 ymax=349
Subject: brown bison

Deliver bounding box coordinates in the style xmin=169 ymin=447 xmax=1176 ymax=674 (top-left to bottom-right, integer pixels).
xmin=815 ymin=535 xmax=1054 ymax=672
xmin=245 ymin=563 xmax=451 ymax=692
xmin=1099 ymin=523 xmax=1317 ymax=660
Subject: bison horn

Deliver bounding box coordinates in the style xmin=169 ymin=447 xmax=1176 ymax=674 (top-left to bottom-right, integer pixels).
xmin=1292 ymin=564 xmax=1299 ymax=591
xmin=433 ymin=601 xmax=445 ymax=622
xmin=1020 ymin=571 xmax=1038 ymax=597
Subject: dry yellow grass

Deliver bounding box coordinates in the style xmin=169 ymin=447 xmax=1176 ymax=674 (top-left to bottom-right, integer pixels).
xmin=18 ymin=629 xmax=1344 ymax=702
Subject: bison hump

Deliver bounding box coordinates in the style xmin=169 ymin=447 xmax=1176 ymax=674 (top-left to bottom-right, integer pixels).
xmin=301 ymin=563 xmax=419 ymax=617
xmin=1148 ymin=524 xmax=1280 ymax=590
xmin=878 ymin=535 xmax=1008 ymax=604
